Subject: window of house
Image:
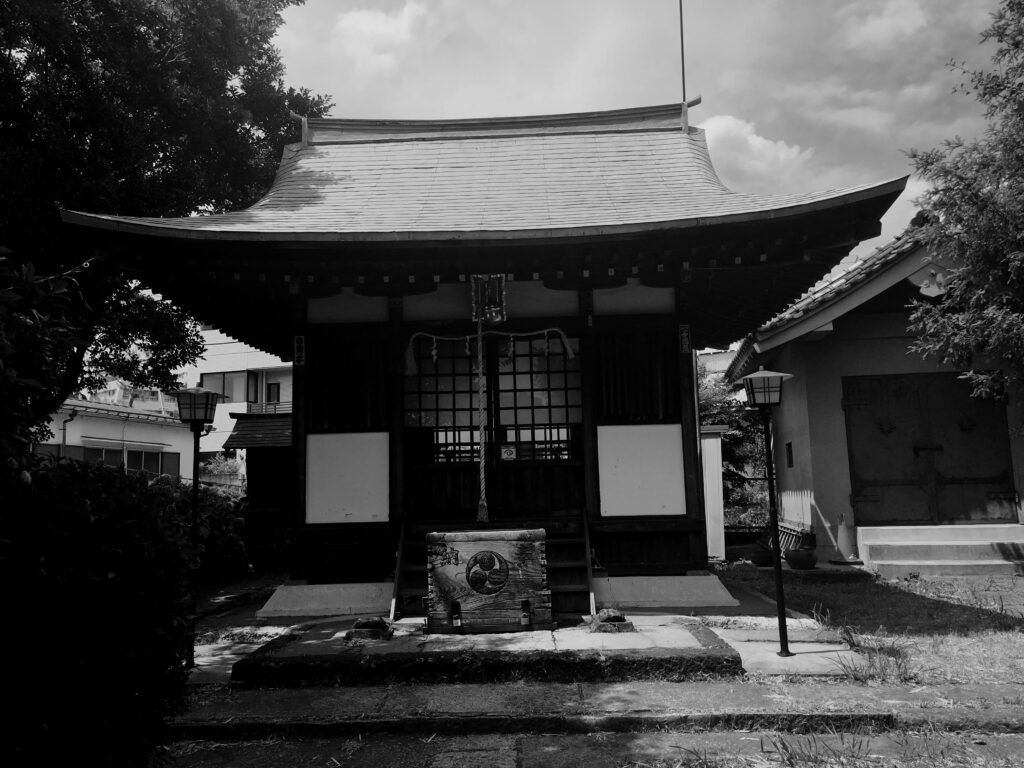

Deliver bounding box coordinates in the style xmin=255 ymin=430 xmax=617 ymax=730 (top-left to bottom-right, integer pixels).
xmin=266 ymin=382 xmax=281 ymax=403
xmin=200 ymin=371 xmax=258 ymax=403
xmin=160 ymin=452 xmax=180 ymax=476
xmin=83 ymin=447 xmax=124 ymax=465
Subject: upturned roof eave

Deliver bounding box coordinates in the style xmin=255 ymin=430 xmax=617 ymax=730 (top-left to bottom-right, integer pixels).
xmin=59 ymin=176 xmax=908 ymax=245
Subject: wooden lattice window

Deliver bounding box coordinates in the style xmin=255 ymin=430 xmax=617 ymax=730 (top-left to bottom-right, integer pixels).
xmin=404 ymin=334 xmax=581 ymax=463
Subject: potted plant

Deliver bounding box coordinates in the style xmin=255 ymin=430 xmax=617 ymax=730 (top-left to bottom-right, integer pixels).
xmin=784 ymin=546 xmax=818 ymax=570
xmin=748 ymin=542 xmax=774 ymax=567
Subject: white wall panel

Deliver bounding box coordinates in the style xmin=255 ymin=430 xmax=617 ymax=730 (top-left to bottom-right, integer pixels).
xmin=306 ymin=432 xmax=389 ymax=524
xmin=598 ymin=424 xmax=686 ymax=516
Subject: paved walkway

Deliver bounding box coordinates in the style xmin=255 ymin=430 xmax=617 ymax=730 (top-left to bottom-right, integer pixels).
xmin=174 ymin=679 xmax=1024 ymax=740
xmin=180 ymin=573 xmax=1024 ymax=741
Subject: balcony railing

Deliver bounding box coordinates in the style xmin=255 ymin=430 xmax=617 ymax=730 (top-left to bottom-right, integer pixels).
xmin=247 ymin=401 xmax=293 ymax=415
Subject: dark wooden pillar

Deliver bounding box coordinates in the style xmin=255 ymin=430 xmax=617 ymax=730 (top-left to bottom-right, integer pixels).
xmin=387 ymin=297 xmax=404 ymax=523
xmin=676 ymin=288 xmax=707 ymax=567
xmin=578 ymin=288 xmax=600 ymax=521
xmin=290 ymin=300 xmax=309 ymax=577
xmin=292 ymin=334 xmax=307 ymax=532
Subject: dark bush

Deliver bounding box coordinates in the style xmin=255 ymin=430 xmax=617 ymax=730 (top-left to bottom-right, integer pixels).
xmin=148 ymin=474 xmax=250 ymax=583
xmin=0 ymin=455 xmax=247 ymax=767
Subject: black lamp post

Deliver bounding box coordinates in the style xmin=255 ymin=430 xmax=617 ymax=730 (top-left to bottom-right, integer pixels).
xmin=740 ymin=368 xmax=794 ymax=658
xmin=173 ymin=386 xmax=219 ymax=668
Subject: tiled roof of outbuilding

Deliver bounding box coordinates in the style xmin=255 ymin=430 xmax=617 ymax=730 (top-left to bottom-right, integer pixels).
xmin=222 ymin=414 xmax=292 ymax=449
xmin=725 ymin=227 xmax=926 ymax=380
xmin=61 ymin=104 xmax=906 ymax=242
xmin=759 ymin=228 xmax=924 ymax=334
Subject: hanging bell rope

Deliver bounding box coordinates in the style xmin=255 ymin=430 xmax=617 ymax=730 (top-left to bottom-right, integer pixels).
xmin=476 ymin=316 xmax=488 ymax=522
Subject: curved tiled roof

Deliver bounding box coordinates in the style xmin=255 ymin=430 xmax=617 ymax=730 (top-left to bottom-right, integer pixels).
xmin=62 ymin=104 xmax=906 ymax=242
xmin=759 ymin=228 xmax=923 ymax=334
xmin=725 ymin=227 xmax=925 ymax=380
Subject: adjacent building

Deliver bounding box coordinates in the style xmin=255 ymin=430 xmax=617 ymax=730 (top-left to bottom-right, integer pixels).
xmin=728 ymin=226 xmax=1024 ymax=576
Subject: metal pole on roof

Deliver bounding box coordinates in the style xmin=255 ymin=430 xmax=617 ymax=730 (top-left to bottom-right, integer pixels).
xmin=678 ymin=0 xmax=689 ymax=131
xmin=678 ymin=0 xmax=686 ymax=105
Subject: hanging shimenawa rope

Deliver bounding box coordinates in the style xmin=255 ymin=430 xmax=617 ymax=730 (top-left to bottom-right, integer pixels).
xmin=403 ymin=326 xmax=576 ymax=524
xmin=403 ymin=327 xmax=575 ymax=376
xmin=476 ymin=316 xmax=488 ymax=522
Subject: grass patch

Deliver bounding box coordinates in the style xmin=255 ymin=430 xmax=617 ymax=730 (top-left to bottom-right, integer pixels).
xmin=718 ymin=565 xmax=1022 ymax=634
xmin=617 ymin=729 xmax=1024 ymax=767
xmin=717 ymin=564 xmax=1024 ymax=684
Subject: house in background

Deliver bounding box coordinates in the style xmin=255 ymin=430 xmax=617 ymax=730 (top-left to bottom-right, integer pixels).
xmin=63 ymin=103 xmax=904 ymax=618
xmin=728 ymin=225 xmax=1024 ymax=576
xmin=35 ymin=398 xmax=193 ymax=478
xmin=177 ymin=327 xmax=293 ymax=460
xmin=177 ymin=328 xmax=296 ymax=564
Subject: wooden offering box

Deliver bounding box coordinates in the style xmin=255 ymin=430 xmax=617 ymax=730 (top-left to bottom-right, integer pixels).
xmin=425 ymin=529 xmax=553 ymax=633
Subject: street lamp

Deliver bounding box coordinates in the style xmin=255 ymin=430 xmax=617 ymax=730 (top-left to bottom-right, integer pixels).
xmin=173 ymin=386 xmax=219 ymax=667
xmin=740 ymin=368 xmax=794 ymax=657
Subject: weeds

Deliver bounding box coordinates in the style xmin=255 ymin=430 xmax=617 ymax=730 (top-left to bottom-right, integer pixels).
xmin=834 ymin=637 xmax=923 ymax=684
xmin=763 ymin=730 xmax=872 ymax=766
xmin=194 ymin=626 xmax=288 ymax=645
xmin=618 ymin=752 xmax=759 ymax=768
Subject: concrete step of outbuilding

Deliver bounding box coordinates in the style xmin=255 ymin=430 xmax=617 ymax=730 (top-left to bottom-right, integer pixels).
xmin=866 ymin=542 xmax=1024 ymax=561
xmin=870 ymin=559 xmax=1024 ymax=578
xmin=858 ymin=524 xmax=1024 ymax=546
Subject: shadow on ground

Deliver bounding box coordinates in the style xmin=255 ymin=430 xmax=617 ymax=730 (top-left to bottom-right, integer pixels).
xmin=717 ymin=564 xmax=1024 ymax=635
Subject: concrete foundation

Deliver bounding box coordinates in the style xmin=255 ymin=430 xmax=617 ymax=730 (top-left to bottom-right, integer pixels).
xmin=256 ymin=583 xmax=392 ymax=619
xmin=256 ymin=574 xmax=740 ymax=619
xmin=593 ymin=574 xmax=739 ymax=610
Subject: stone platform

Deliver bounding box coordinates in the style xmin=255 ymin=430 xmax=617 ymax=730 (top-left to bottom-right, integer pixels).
xmin=231 ymin=614 xmax=742 ymax=686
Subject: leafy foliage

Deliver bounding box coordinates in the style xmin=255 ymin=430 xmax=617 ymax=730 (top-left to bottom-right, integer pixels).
xmin=1 ymin=455 xmax=251 ymax=766
xmin=0 ymin=0 xmax=332 ymax=455
xmin=0 ymin=256 xmax=205 ymax=456
xmin=2 ymin=456 xmax=192 ymax=767
xmin=908 ymin=0 xmax=1024 ymax=404
xmin=697 ymin=360 xmax=767 ymax=525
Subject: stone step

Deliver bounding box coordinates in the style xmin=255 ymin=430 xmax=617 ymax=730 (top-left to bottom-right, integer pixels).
xmin=858 ymin=524 xmax=1024 ymax=546
xmin=866 ymin=542 xmax=1024 ymax=561
xmin=870 ymin=560 xmax=1024 ymax=578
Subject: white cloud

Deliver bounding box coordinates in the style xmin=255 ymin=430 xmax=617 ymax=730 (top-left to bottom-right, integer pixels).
xmin=331 ymin=2 xmax=429 ymax=77
xmin=838 ymin=0 xmax=928 ymax=50
xmin=701 ymin=115 xmax=815 ymax=194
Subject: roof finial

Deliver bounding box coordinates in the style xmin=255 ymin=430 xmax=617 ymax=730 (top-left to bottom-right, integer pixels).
xmin=289 ymin=111 xmax=309 ymax=147
xmin=678 ymin=1 xmax=702 ymax=133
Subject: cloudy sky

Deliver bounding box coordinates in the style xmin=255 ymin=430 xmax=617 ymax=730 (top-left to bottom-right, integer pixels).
xmin=274 ymin=0 xmax=998 ymax=257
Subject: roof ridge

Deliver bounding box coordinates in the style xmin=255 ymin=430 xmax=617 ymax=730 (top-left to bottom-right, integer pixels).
xmin=306 ymin=103 xmax=687 ymax=144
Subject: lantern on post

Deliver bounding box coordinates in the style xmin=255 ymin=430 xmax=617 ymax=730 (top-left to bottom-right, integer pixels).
xmin=173 ymin=386 xmax=219 ymax=668
xmin=739 ymin=367 xmax=794 ymax=657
